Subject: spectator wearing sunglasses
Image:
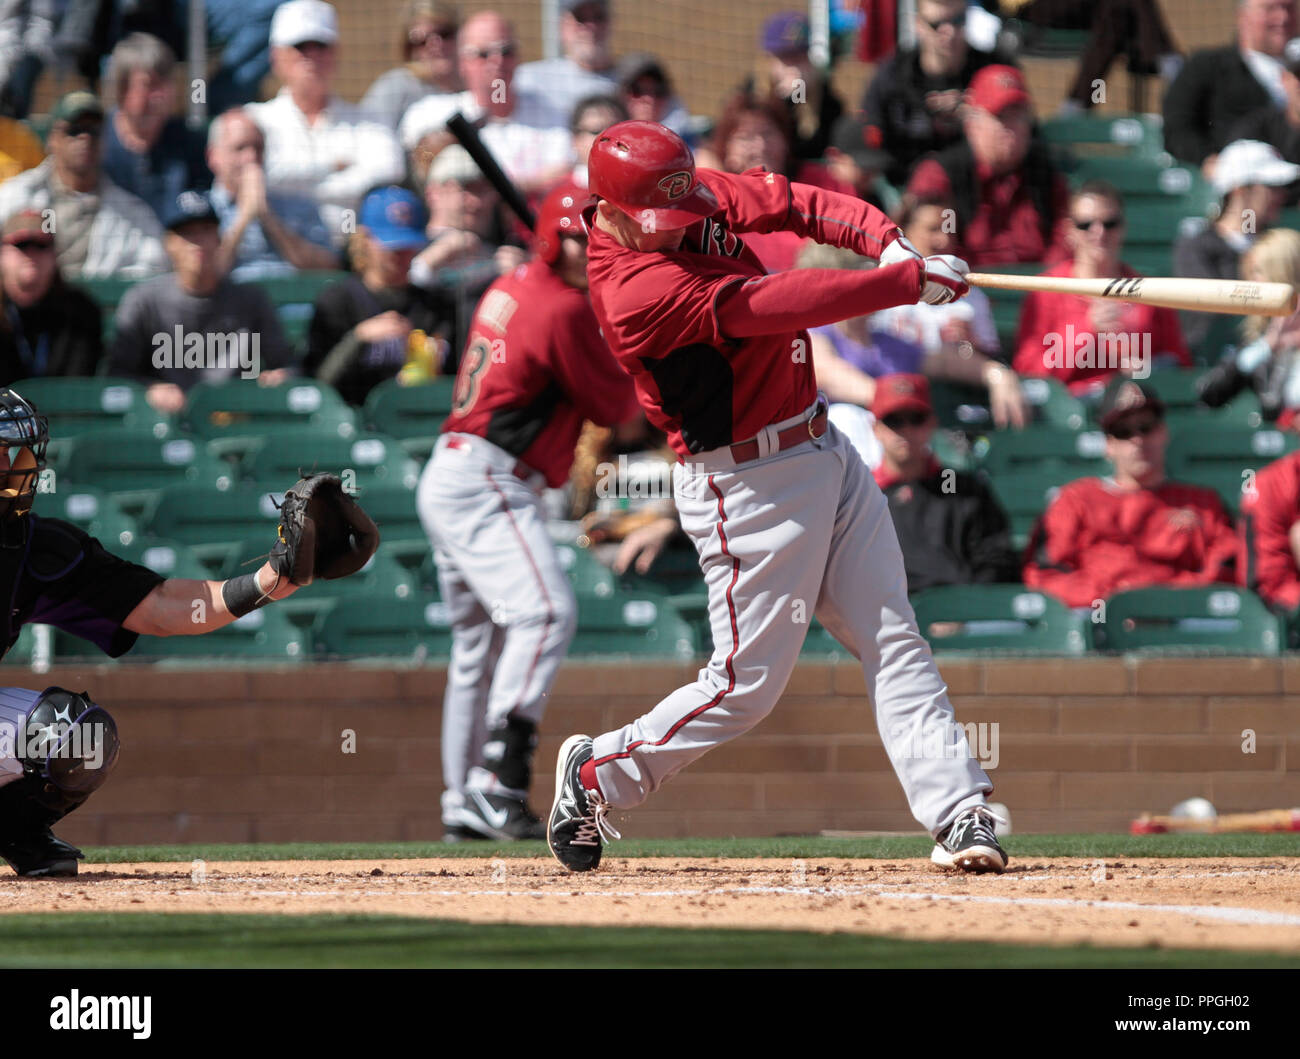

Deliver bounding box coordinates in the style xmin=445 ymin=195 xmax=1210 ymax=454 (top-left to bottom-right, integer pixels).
xmin=1023 ymin=377 xmax=1237 ymax=608
xmin=870 ymin=373 xmax=1020 ymax=593
xmin=862 ymin=0 xmax=1006 ymax=188
xmin=513 ymin=0 xmax=619 ymax=130
xmin=399 ymin=11 xmax=572 ymax=192
xmin=244 ymin=0 xmax=405 ymax=248
xmin=1013 ymin=181 xmax=1189 ymax=396
xmin=361 ymin=1 xmax=462 ymax=131
xmin=0 ymin=211 xmax=103 ymax=384
xmin=614 ymin=53 xmax=691 ymax=141
xmin=0 ymin=91 xmax=166 ymax=279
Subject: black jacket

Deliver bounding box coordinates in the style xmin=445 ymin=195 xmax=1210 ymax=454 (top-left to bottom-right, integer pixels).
xmin=1163 ymin=45 xmax=1274 ymax=166
xmin=1173 ymin=223 xmax=1245 ymax=358
xmin=878 ymin=466 xmax=1021 ymax=594
xmin=863 ymin=46 xmax=1005 ymax=186
xmin=0 ymin=283 xmax=103 ymax=385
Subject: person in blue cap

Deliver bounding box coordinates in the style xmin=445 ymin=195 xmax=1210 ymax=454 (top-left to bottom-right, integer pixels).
xmin=305 ymin=185 xmax=458 ymax=406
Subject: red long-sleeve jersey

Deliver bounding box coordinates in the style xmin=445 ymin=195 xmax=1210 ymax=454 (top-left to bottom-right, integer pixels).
xmin=1241 ymin=450 xmax=1300 ymax=610
xmin=1023 ymin=476 xmax=1237 ymax=608
xmin=583 ymin=167 xmax=922 ymax=458
xmin=443 ymin=260 xmax=639 ymax=487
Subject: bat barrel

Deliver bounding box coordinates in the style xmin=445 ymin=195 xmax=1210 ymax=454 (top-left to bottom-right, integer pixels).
xmin=966 ymin=273 xmax=1299 ymax=317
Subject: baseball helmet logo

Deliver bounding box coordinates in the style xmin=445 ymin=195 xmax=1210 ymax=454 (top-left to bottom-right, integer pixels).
xmin=657 ymin=171 xmax=693 ymax=200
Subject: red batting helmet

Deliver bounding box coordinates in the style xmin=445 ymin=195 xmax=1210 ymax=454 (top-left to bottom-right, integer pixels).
xmin=534 ymin=183 xmax=592 ymax=265
xmin=587 ymin=120 xmax=719 ymax=231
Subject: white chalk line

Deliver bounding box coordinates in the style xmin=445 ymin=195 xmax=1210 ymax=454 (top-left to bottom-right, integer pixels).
xmin=64 ymin=882 xmax=1300 ymax=928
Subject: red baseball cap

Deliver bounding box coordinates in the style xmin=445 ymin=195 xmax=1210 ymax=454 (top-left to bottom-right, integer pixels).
xmin=966 ymin=65 xmax=1030 ymax=115
xmin=871 ymin=374 xmax=932 ymax=420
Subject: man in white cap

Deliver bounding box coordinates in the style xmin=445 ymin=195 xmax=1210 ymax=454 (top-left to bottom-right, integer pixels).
xmin=1174 ymin=139 xmax=1300 ymax=353
xmin=398 ymin=11 xmax=572 ymax=192
xmin=244 ymin=0 xmax=405 ymax=246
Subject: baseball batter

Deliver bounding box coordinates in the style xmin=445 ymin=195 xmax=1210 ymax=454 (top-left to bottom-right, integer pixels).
xmin=418 ymin=184 xmax=638 ymax=842
xmin=0 ymin=390 xmax=377 ymax=876
xmin=546 ymin=120 xmax=1007 ymax=873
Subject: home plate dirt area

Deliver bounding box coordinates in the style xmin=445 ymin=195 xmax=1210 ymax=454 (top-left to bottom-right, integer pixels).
xmin=3 ymin=857 xmax=1300 ymax=953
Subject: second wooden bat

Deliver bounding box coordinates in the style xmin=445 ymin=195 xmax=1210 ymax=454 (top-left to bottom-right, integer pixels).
xmin=966 ymin=272 xmax=1298 ymax=316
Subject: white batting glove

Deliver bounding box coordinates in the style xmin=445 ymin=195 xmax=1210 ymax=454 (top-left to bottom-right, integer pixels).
xmin=921 ymin=254 xmax=970 ymax=305
xmin=879 ymin=230 xmax=923 ymax=267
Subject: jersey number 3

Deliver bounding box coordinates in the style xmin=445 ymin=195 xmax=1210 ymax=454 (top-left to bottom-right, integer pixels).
xmin=452 ymin=337 xmax=493 ymax=417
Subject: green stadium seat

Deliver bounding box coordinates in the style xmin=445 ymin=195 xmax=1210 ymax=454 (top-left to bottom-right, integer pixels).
xmin=351 ymin=482 xmax=423 ymax=544
xmin=911 ymin=584 xmax=1088 ymax=655
xmin=261 ymin=270 xmax=348 ymax=347
xmin=977 ymin=424 xmax=1107 ymax=475
xmin=987 ymin=465 xmax=1081 ymax=550
xmin=61 ymin=429 xmax=235 ymax=521
xmin=182 ymin=379 xmax=356 ymax=440
xmin=570 ymin=594 xmax=698 ymax=658
xmin=1166 ymin=427 xmax=1300 ymax=512
xmin=314 ymin=592 xmax=453 ymax=659
xmin=1018 ymin=376 xmax=1088 ymax=431
xmin=117 ymin=536 xmax=220 ymax=580
xmin=1147 ymin=368 xmax=1263 ymax=430
xmin=39 ymin=486 xmax=139 ymax=550
xmin=12 ymin=377 xmax=172 ymax=439
xmin=124 ymin=606 xmax=309 ymax=664
xmin=1038 ymin=113 xmax=1165 ymax=158
xmin=142 ymin=483 xmax=282 ymax=571
xmin=362 ymin=376 xmax=458 ymax=439
xmin=554 ymin=540 xmax=617 ymax=598
xmin=928 ymin=380 xmax=991 ymax=430
xmin=1 ymin=624 xmax=43 ymax=665
xmin=241 ymin=431 xmax=420 ymax=491
xmin=1092 ymin=586 xmax=1282 ymax=655
xmin=1122 ymin=201 xmax=1205 ymax=248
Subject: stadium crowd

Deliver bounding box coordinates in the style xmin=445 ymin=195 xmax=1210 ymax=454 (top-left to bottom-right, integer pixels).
xmin=2 ymin=0 xmax=1300 ymax=633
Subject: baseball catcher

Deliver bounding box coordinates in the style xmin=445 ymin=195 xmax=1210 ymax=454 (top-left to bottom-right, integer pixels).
xmin=0 ymin=388 xmax=378 ymax=876
xmin=546 ymin=120 xmax=1007 ymax=874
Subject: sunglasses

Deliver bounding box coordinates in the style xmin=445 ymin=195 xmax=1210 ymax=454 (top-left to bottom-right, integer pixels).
xmin=410 ymin=26 xmax=456 ymax=46
xmin=1072 ymin=216 xmax=1124 ymax=231
xmin=571 ymin=8 xmax=610 ymax=24
xmin=881 ymin=411 xmax=931 ymax=431
xmin=59 ymin=122 xmax=101 ymax=139
xmin=8 ymin=239 xmax=53 ymax=252
xmin=627 ymin=79 xmax=668 ymax=99
xmin=293 ymin=40 xmax=333 ymax=53
xmin=464 ymin=43 xmax=517 ymax=60
xmin=921 ymin=13 xmax=966 ymax=30
xmin=1107 ymin=418 xmax=1161 ymax=440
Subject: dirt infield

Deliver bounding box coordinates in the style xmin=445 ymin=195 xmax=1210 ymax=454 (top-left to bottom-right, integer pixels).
xmin=4 ymin=856 xmax=1300 ymax=954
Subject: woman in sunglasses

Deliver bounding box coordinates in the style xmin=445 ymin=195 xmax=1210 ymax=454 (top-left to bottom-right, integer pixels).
xmin=361 ymin=1 xmax=462 ymax=131
xmin=1012 ymin=180 xmax=1190 ymax=396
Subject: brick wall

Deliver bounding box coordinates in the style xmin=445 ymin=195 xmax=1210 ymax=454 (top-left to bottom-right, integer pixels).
xmin=23 ymin=656 xmax=1298 ymax=847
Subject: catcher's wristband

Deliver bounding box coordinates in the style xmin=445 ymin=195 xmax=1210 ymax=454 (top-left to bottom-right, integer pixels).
xmin=222 ymin=570 xmax=276 ymax=618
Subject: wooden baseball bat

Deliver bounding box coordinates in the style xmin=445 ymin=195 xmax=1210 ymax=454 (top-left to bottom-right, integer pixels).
xmin=445 ymin=112 xmax=536 ymax=232
xmin=966 ymin=273 xmax=1299 ymax=317
xmin=1130 ymin=808 xmax=1300 ymax=834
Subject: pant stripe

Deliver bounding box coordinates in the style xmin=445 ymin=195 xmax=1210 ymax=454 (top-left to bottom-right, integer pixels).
xmin=594 ymin=474 xmax=740 ymax=766
xmin=485 ymin=470 xmax=554 ymax=716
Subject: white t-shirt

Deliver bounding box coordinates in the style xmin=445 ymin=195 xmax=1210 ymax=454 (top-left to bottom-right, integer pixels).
xmin=400 ymin=90 xmax=574 ymax=187
xmin=244 ymin=90 xmax=406 ymax=242
xmin=869 ymin=287 xmax=1000 ymax=356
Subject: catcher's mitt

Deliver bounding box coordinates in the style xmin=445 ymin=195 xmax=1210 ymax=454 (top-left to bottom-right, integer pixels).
xmin=269 ymin=473 xmax=381 ymax=586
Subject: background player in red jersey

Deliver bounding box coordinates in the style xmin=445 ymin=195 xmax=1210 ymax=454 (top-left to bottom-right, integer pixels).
xmin=546 ymin=120 xmax=1008 ymax=875
xmin=417 ymin=184 xmax=638 ymax=842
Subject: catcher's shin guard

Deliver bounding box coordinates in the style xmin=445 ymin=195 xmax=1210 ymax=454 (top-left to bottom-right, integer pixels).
xmin=483 ymin=715 xmax=539 ymax=793
xmin=0 ymin=687 xmax=118 ymax=876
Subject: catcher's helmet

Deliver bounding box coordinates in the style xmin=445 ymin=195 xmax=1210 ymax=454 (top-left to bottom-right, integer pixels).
xmin=534 ymin=183 xmax=593 ymax=265
xmin=0 ymin=387 xmax=47 ymax=537
xmin=588 ymin=120 xmax=719 ymax=231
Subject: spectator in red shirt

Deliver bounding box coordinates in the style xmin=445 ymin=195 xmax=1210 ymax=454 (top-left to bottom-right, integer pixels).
xmin=1241 ymin=448 xmax=1300 ymax=609
xmin=1012 ymin=180 xmax=1190 ymax=397
xmin=906 ymin=64 xmax=1070 ymax=267
xmin=1024 ymin=377 xmax=1237 ymax=608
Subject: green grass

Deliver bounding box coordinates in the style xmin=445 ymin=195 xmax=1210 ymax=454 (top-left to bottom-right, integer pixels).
xmin=85 ymin=832 xmax=1300 ymax=864
xmin=2 ymin=914 xmax=1296 ymax=968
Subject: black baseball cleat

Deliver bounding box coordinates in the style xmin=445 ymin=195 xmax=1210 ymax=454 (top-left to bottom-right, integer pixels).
xmin=931 ymin=806 xmax=1008 ymax=874
xmin=455 ymin=789 xmax=546 ymax=841
xmin=0 ymin=829 xmax=83 ymax=878
xmin=547 ymin=734 xmax=619 ymax=872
